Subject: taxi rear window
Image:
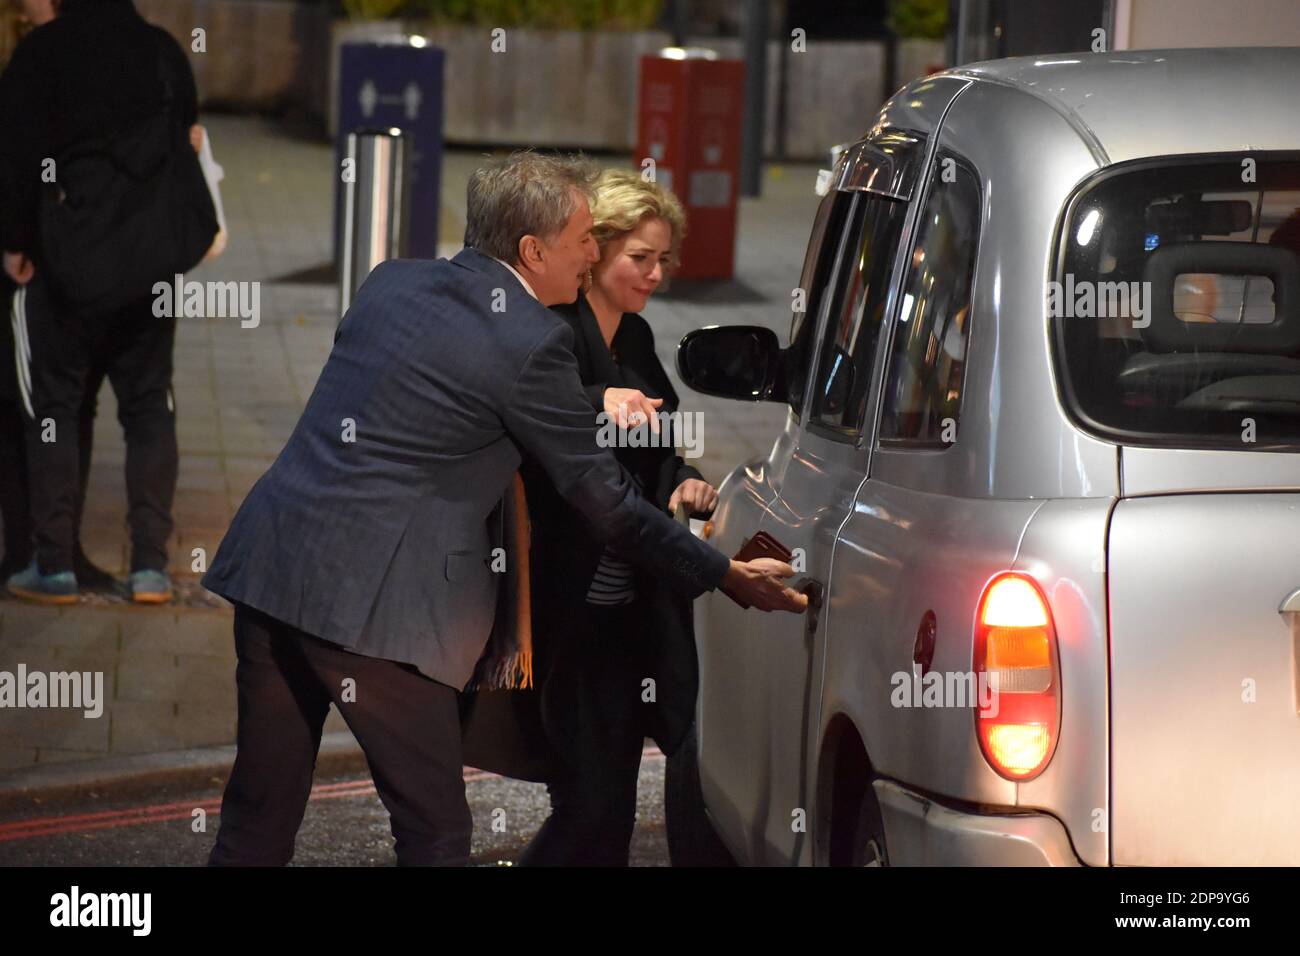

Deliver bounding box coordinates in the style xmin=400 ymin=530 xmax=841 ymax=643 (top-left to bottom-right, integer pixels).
xmin=1053 ymin=157 xmax=1300 ymax=451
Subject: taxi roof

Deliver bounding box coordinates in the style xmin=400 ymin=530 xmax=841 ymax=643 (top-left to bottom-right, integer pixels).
xmin=949 ymin=47 xmax=1300 ymax=163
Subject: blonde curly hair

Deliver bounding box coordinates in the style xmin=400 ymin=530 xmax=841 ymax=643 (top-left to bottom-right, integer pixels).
xmin=590 ymin=169 xmax=687 ymax=271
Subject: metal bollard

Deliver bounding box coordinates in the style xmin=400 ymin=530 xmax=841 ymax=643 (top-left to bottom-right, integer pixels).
xmin=340 ymin=128 xmax=410 ymax=319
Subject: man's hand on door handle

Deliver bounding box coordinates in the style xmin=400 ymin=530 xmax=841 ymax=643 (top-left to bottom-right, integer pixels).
xmin=722 ymin=558 xmax=810 ymax=613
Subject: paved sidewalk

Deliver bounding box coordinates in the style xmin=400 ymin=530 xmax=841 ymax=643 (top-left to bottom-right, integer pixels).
xmin=0 ymin=115 xmax=822 ymax=774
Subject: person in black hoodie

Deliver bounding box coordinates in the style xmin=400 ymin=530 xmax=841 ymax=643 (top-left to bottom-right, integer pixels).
xmin=0 ymin=0 xmax=115 ymax=589
xmin=0 ymin=0 xmax=200 ymax=603
xmin=518 ymin=170 xmax=719 ymax=866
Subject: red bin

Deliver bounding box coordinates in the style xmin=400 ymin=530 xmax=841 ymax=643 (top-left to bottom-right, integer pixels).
xmin=637 ymin=50 xmax=745 ymax=281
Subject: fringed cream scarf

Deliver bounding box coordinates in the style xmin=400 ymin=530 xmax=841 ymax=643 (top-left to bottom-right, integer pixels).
xmin=467 ymin=472 xmax=533 ymax=691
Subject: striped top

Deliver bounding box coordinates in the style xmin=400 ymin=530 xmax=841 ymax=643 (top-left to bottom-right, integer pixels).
xmin=585 ymin=549 xmax=637 ymax=606
xmin=585 ymin=473 xmax=643 ymax=606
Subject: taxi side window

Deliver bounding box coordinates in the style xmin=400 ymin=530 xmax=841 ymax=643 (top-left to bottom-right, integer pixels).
xmin=807 ymin=192 xmax=909 ymax=439
xmin=786 ymin=191 xmax=853 ymax=420
xmin=879 ymin=152 xmax=981 ymax=446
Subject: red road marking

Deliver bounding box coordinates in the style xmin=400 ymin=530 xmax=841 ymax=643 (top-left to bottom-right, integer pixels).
xmin=0 ymin=779 xmax=369 ymax=833
xmin=0 ymin=749 xmax=663 ymax=843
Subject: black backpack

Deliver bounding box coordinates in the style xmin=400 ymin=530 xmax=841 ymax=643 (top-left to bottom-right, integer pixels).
xmin=36 ymin=34 xmax=218 ymax=318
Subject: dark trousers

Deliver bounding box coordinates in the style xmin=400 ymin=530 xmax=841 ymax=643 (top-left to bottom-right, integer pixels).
xmin=209 ymin=603 xmax=473 ymax=867
xmin=1 ymin=282 xmax=99 ymax=568
xmin=520 ymin=601 xmax=647 ymax=867
xmin=17 ymin=276 xmax=176 ymax=573
xmin=1 ymin=283 xmax=32 ymax=564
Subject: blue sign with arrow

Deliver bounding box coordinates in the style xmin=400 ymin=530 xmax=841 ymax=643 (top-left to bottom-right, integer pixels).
xmin=335 ymin=40 xmax=445 ymax=263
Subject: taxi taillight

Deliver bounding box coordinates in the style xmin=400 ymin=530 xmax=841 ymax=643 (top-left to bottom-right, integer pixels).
xmin=973 ymin=573 xmax=1060 ymax=781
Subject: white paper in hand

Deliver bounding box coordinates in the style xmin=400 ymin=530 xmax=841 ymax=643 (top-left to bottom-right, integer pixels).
xmin=198 ymin=127 xmax=228 ymax=260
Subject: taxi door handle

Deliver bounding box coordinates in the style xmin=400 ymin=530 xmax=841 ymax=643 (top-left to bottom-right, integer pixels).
xmin=797 ymin=577 xmax=824 ymax=634
xmin=798 ymin=577 xmax=825 ymax=609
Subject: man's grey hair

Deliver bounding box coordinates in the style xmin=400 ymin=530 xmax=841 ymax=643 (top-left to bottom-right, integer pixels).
xmin=464 ymin=151 xmax=598 ymax=264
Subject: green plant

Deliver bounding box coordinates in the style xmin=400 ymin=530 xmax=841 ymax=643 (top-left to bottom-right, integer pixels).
xmin=886 ymin=0 xmax=948 ymax=40
xmin=342 ymin=0 xmax=406 ymax=19
xmin=401 ymin=0 xmax=663 ymax=29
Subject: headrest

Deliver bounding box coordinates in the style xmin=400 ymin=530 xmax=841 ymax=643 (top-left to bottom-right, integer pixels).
xmin=1141 ymin=241 xmax=1300 ymax=354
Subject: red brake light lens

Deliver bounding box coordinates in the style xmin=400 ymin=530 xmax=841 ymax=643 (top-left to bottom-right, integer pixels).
xmin=974 ymin=573 xmax=1060 ymax=780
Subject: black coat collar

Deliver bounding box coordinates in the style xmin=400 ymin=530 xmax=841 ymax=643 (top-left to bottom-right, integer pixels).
xmin=553 ymin=293 xmax=681 ymax=410
xmin=572 ymin=292 xmax=623 ymax=387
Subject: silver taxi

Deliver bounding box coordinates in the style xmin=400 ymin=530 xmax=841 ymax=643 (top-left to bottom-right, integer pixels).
xmin=666 ymin=48 xmax=1300 ymax=866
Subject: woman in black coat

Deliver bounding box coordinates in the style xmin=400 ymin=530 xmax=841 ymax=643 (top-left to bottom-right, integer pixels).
xmin=517 ymin=170 xmax=717 ymax=866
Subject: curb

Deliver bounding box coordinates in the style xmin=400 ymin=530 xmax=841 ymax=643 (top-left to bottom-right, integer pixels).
xmin=0 ymin=732 xmax=366 ymax=816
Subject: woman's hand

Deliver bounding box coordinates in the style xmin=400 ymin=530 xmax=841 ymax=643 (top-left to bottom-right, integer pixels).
xmin=603 ymin=386 xmax=662 ymax=433
xmin=668 ymin=478 xmax=718 ymax=515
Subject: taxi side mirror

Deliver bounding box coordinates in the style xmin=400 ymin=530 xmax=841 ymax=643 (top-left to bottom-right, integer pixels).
xmin=677 ymin=325 xmax=785 ymax=402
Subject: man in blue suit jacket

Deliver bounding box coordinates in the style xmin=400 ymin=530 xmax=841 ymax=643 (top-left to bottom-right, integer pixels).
xmin=203 ymin=152 xmax=806 ymax=866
